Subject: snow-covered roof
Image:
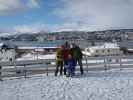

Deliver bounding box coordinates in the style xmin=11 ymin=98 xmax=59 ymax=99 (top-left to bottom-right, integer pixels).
xmin=0 ymin=42 xmax=16 ymax=49
xmin=89 ymin=43 xmax=120 ymax=49
xmin=18 ymin=46 xmax=58 ymax=49
xmin=0 ymin=43 xmax=4 ymax=47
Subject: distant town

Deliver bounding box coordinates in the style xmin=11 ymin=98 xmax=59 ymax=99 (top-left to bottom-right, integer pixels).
xmin=0 ymin=29 xmax=133 ymax=62
xmin=0 ymin=29 xmax=133 ymax=42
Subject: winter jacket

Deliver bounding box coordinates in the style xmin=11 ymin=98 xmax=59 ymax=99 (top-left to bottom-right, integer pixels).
xmin=65 ymin=58 xmax=76 ymax=69
xmin=56 ymin=48 xmax=63 ymax=62
xmin=70 ymin=47 xmax=82 ymax=59
xmin=68 ymin=58 xmax=76 ymax=67
xmin=62 ymin=49 xmax=70 ymax=60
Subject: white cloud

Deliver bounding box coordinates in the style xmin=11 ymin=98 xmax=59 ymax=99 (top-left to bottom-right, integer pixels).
xmin=0 ymin=0 xmax=40 ymax=15
xmin=54 ymin=0 xmax=133 ymax=31
xmin=13 ymin=23 xmax=49 ymax=33
xmin=27 ymin=0 xmax=40 ymax=8
xmin=50 ymin=22 xmax=111 ymax=32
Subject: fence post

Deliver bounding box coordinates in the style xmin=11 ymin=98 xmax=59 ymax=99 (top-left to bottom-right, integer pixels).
xmin=46 ymin=61 xmax=49 ymax=76
xmin=85 ymin=55 xmax=89 ymax=73
xmin=107 ymin=56 xmax=111 ymax=70
xmin=24 ymin=65 xmax=27 ymax=78
xmin=46 ymin=66 xmax=48 ymax=76
xmin=14 ymin=60 xmax=18 ymax=76
xmin=104 ymin=56 xmax=107 ymax=71
xmin=120 ymin=55 xmax=122 ymax=70
xmin=0 ymin=66 xmax=2 ymax=81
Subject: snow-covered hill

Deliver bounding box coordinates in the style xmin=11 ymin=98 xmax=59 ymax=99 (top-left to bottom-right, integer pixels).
xmin=1 ymin=69 xmax=133 ymax=100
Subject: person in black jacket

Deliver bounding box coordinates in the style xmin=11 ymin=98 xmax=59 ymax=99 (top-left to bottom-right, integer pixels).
xmin=70 ymin=43 xmax=84 ymax=75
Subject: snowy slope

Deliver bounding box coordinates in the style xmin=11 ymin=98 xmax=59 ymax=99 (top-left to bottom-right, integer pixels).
xmin=1 ymin=70 xmax=133 ymax=100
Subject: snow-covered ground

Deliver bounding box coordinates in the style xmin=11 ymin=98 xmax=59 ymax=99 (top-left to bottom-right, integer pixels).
xmin=2 ymin=53 xmax=133 ymax=100
xmin=16 ymin=53 xmax=56 ymax=61
xmin=1 ymin=69 xmax=133 ymax=100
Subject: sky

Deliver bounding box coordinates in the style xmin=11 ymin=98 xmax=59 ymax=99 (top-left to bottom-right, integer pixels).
xmin=0 ymin=0 xmax=133 ymax=33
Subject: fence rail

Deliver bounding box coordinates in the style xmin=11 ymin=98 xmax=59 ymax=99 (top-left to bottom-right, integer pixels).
xmin=1 ymin=55 xmax=133 ymax=79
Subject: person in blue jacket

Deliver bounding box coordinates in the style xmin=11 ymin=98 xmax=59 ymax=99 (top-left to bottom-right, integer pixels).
xmin=65 ymin=54 xmax=76 ymax=77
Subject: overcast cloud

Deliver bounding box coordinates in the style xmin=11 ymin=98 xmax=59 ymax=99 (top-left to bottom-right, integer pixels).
xmin=0 ymin=0 xmax=39 ymax=15
xmin=53 ymin=0 xmax=133 ymax=31
xmin=14 ymin=23 xmax=49 ymax=33
xmin=1 ymin=0 xmax=133 ymax=33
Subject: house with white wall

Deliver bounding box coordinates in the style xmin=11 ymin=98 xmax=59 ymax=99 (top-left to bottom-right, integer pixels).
xmin=0 ymin=43 xmax=16 ymax=61
xmin=83 ymin=43 xmax=123 ymax=56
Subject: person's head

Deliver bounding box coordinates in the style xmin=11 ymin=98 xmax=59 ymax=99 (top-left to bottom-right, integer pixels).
xmin=68 ymin=54 xmax=72 ymax=59
xmin=64 ymin=41 xmax=70 ymax=49
xmin=65 ymin=41 xmax=69 ymax=45
xmin=72 ymin=43 xmax=77 ymax=48
xmin=60 ymin=45 xmax=64 ymax=50
xmin=70 ymin=44 xmax=73 ymax=48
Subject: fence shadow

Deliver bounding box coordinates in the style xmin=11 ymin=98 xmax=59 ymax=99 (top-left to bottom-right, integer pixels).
xmin=73 ymin=70 xmax=133 ymax=78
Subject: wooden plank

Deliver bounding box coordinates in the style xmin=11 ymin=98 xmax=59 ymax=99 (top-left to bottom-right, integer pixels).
xmin=1 ymin=55 xmax=133 ymax=79
xmin=2 ymin=64 xmax=133 ymax=78
xmin=0 ymin=59 xmax=54 ymax=67
xmin=0 ymin=55 xmax=133 ymax=67
xmin=1 ymin=61 xmax=133 ymax=73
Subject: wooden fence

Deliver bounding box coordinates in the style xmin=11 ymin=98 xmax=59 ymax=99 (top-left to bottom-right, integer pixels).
xmin=0 ymin=55 xmax=133 ymax=79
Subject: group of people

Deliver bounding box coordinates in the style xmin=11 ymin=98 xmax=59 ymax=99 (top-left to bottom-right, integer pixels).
xmin=55 ymin=42 xmax=84 ymax=77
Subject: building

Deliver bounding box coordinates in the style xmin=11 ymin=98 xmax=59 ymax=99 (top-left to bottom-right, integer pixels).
xmin=83 ymin=43 xmax=123 ymax=56
xmin=17 ymin=46 xmax=58 ymax=55
xmin=127 ymin=32 xmax=133 ymax=40
xmin=0 ymin=43 xmax=16 ymax=61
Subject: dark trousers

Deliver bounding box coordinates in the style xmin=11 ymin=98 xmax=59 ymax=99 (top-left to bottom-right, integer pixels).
xmin=76 ymin=59 xmax=84 ymax=74
xmin=67 ymin=66 xmax=75 ymax=76
xmin=64 ymin=60 xmax=68 ymax=75
xmin=55 ymin=61 xmax=63 ymax=76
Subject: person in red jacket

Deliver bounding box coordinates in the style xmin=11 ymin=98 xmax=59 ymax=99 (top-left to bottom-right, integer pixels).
xmin=62 ymin=41 xmax=71 ymax=75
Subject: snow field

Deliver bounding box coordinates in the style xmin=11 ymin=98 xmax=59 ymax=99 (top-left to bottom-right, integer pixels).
xmin=1 ymin=70 xmax=133 ymax=100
